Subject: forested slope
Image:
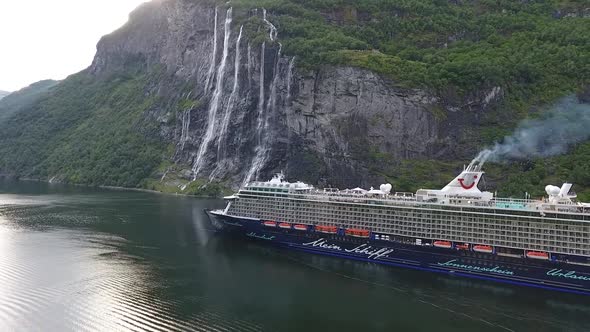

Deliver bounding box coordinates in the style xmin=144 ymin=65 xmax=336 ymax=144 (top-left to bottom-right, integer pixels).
xmin=0 ymin=0 xmax=587 ymax=199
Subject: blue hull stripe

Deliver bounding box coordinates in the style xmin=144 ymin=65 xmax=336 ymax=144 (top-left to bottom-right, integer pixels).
xmin=207 ymin=211 xmax=590 ymax=296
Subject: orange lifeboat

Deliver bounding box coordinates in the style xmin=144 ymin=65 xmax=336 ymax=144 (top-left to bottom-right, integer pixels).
xmin=279 ymin=222 xmax=291 ymax=229
xmin=455 ymin=243 xmax=469 ymax=250
xmin=315 ymin=225 xmax=338 ymax=234
xmin=526 ymin=251 xmax=549 ymax=260
xmin=263 ymin=221 xmax=277 ymax=227
xmin=345 ymin=228 xmax=370 ymax=238
xmin=294 ymin=224 xmax=308 ymax=231
xmin=434 ymin=241 xmax=452 ymax=249
xmin=473 ymin=245 xmax=493 ymax=254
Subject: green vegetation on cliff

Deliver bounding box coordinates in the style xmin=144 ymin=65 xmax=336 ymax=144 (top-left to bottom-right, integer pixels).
xmin=236 ymin=0 xmax=589 ymax=105
xmin=0 ymin=0 xmax=588 ymax=198
xmin=231 ymin=0 xmax=590 ymax=198
xmin=0 ymin=71 xmax=166 ymax=187
xmin=0 ymin=80 xmax=58 ymax=123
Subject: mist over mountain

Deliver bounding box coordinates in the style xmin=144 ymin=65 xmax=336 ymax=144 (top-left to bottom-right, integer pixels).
xmin=0 ymin=0 xmax=588 ymax=199
xmin=0 ymin=80 xmax=58 ymax=124
xmin=0 ymin=90 xmax=10 ymax=100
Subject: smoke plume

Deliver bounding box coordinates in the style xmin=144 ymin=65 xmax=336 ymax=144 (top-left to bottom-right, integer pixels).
xmin=473 ymin=96 xmax=590 ymax=166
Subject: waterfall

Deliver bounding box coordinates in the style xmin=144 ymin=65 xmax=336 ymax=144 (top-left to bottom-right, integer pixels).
xmin=243 ymin=42 xmax=284 ymax=186
xmin=266 ymin=43 xmax=282 ymax=113
xmin=242 ymin=9 xmax=284 ymax=186
xmin=204 ymin=7 xmax=219 ymax=92
xmin=262 ymin=8 xmax=277 ymax=41
xmin=286 ymin=56 xmax=295 ymax=104
xmin=191 ymin=7 xmax=233 ymax=179
xmin=247 ymin=43 xmax=252 ymax=88
xmin=213 ymin=25 xmax=243 ymax=175
xmin=255 ymin=42 xmax=266 ymax=142
xmin=179 ymin=109 xmax=191 ymax=151
xmin=242 ymin=42 xmax=267 ymax=186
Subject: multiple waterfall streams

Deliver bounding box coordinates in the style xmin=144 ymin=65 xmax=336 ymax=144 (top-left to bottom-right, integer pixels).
xmin=192 ymin=7 xmax=233 ymax=179
xmin=209 ymin=25 xmax=244 ymax=181
xmin=242 ymin=41 xmax=282 ymax=186
xmin=180 ymin=6 xmax=293 ymax=187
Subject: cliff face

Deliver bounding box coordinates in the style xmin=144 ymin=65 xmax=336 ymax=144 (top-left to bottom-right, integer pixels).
xmin=87 ymin=0 xmax=492 ymax=189
xmin=0 ymin=0 xmax=587 ymax=198
xmin=281 ymin=67 xmax=444 ymax=188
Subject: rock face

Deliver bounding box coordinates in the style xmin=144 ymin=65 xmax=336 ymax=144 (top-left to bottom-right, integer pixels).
xmin=280 ymin=67 xmax=445 ymax=188
xmin=89 ymin=0 xmax=480 ymax=189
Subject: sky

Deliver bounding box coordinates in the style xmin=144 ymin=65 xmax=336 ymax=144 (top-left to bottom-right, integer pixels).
xmin=0 ymin=0 xmax=148 ymax=92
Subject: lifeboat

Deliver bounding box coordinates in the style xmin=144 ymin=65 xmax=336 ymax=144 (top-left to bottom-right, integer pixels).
xmin=473 ymin=245 xmax=493 ymax=254
xmin=455 ymin=243 xmax=469 ymax=250
xmin=526 ymin=251 xmax=550 ymax=260
xmin=279 ymin=222 xmax=291 ymax=229
xmin=345 ymin=228 xmax=370 ymax=238
xmin=315 ymin=225 xmax=338 ymax=234
xmin=294 ymin=224 xmax=308 ymax=231
xmin=434 ymin=241 xmax=452 ymax=249
xmin=263 ymin=221 xmax=277 ymax=227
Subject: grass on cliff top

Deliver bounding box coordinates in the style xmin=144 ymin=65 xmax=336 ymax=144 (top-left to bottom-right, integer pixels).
xmin=229 ymin=0 xmax=589 ymax=105
xmin=225 ymin=0 xmax=590 ymax=199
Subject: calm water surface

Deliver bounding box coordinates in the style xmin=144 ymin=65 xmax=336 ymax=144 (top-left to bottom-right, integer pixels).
xmin=1 ymin=180 xmax=589 ymax=332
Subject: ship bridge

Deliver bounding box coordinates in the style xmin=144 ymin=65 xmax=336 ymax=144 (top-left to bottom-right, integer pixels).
xmin=242 ymin=172 xmax=314 ymax=194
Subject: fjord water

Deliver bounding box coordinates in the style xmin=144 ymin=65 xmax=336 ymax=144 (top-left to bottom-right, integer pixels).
xmin=1 ymin=181 xmax=589 ymax=332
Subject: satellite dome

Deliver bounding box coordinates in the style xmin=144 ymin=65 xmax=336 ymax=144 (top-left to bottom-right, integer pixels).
xmin=380 ymin=183 xmax=392 ymax=194
xmin=545 ymin=185 xmax=560 ymax=196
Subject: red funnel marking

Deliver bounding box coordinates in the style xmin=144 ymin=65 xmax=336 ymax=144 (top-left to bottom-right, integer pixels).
xmin=458 ymin=178 xmax=476 ymax=190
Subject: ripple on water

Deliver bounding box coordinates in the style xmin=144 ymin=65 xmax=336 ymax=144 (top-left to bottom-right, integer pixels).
xmin=2 ymin=185 xmax=590 ymax=332
xmin=0 ymin=223 xmax=262 ymax=332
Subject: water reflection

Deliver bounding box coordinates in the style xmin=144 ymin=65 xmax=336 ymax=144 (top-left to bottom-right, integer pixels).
xmin=0 ymin=180 xmax=590 ymax=331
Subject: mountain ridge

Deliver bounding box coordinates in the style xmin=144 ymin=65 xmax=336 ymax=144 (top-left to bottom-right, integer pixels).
xmin=0 ymin=90 xmax=10 ymax=100
xmin=0 ymin=0 xmax=588 ymax=200
xmin=0 ymin=80 xmax=59 ymax=124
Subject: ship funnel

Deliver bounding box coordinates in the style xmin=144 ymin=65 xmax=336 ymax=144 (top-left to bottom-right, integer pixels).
xmin=559 ymin=183 xmax=573 ymax=197
xmin=466 ymin=158 xmax=485 ymax=172
xmin=441 ymin=166 xmax=484 ymax=193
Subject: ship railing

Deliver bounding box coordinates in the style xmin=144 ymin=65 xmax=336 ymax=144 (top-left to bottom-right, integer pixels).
xmin=492 ymin=197 xmax=537 ymax=204
xmin=303 ymin=190 xmax=416 ymax=201
xmin=246 ymin=188 xmax=590 ymax=216
xmin=297 ymin=191 xmax=419 ymax=206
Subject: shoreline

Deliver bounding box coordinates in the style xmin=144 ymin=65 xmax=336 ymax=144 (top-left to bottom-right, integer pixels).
xmin=5 ymin=176 xmax=223 ymax=199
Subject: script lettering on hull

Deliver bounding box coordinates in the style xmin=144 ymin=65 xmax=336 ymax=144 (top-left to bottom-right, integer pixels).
xmin=437 ymin=259 xmax=514 ymax=275
xmin=302 ymin=238 xmax=393 ymax=260
xmin=247 ymin=232 xmax=275 ymax=241
xmin=547 ymin=269 xmax=590 ymax=281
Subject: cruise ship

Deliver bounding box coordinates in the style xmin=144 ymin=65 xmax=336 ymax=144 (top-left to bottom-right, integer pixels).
xmin=206 ymin=160 xmax=590 ymax=295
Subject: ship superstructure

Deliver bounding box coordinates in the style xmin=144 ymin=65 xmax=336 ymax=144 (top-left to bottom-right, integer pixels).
xmin=207 ymin=162 xmax=590 ymax=294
